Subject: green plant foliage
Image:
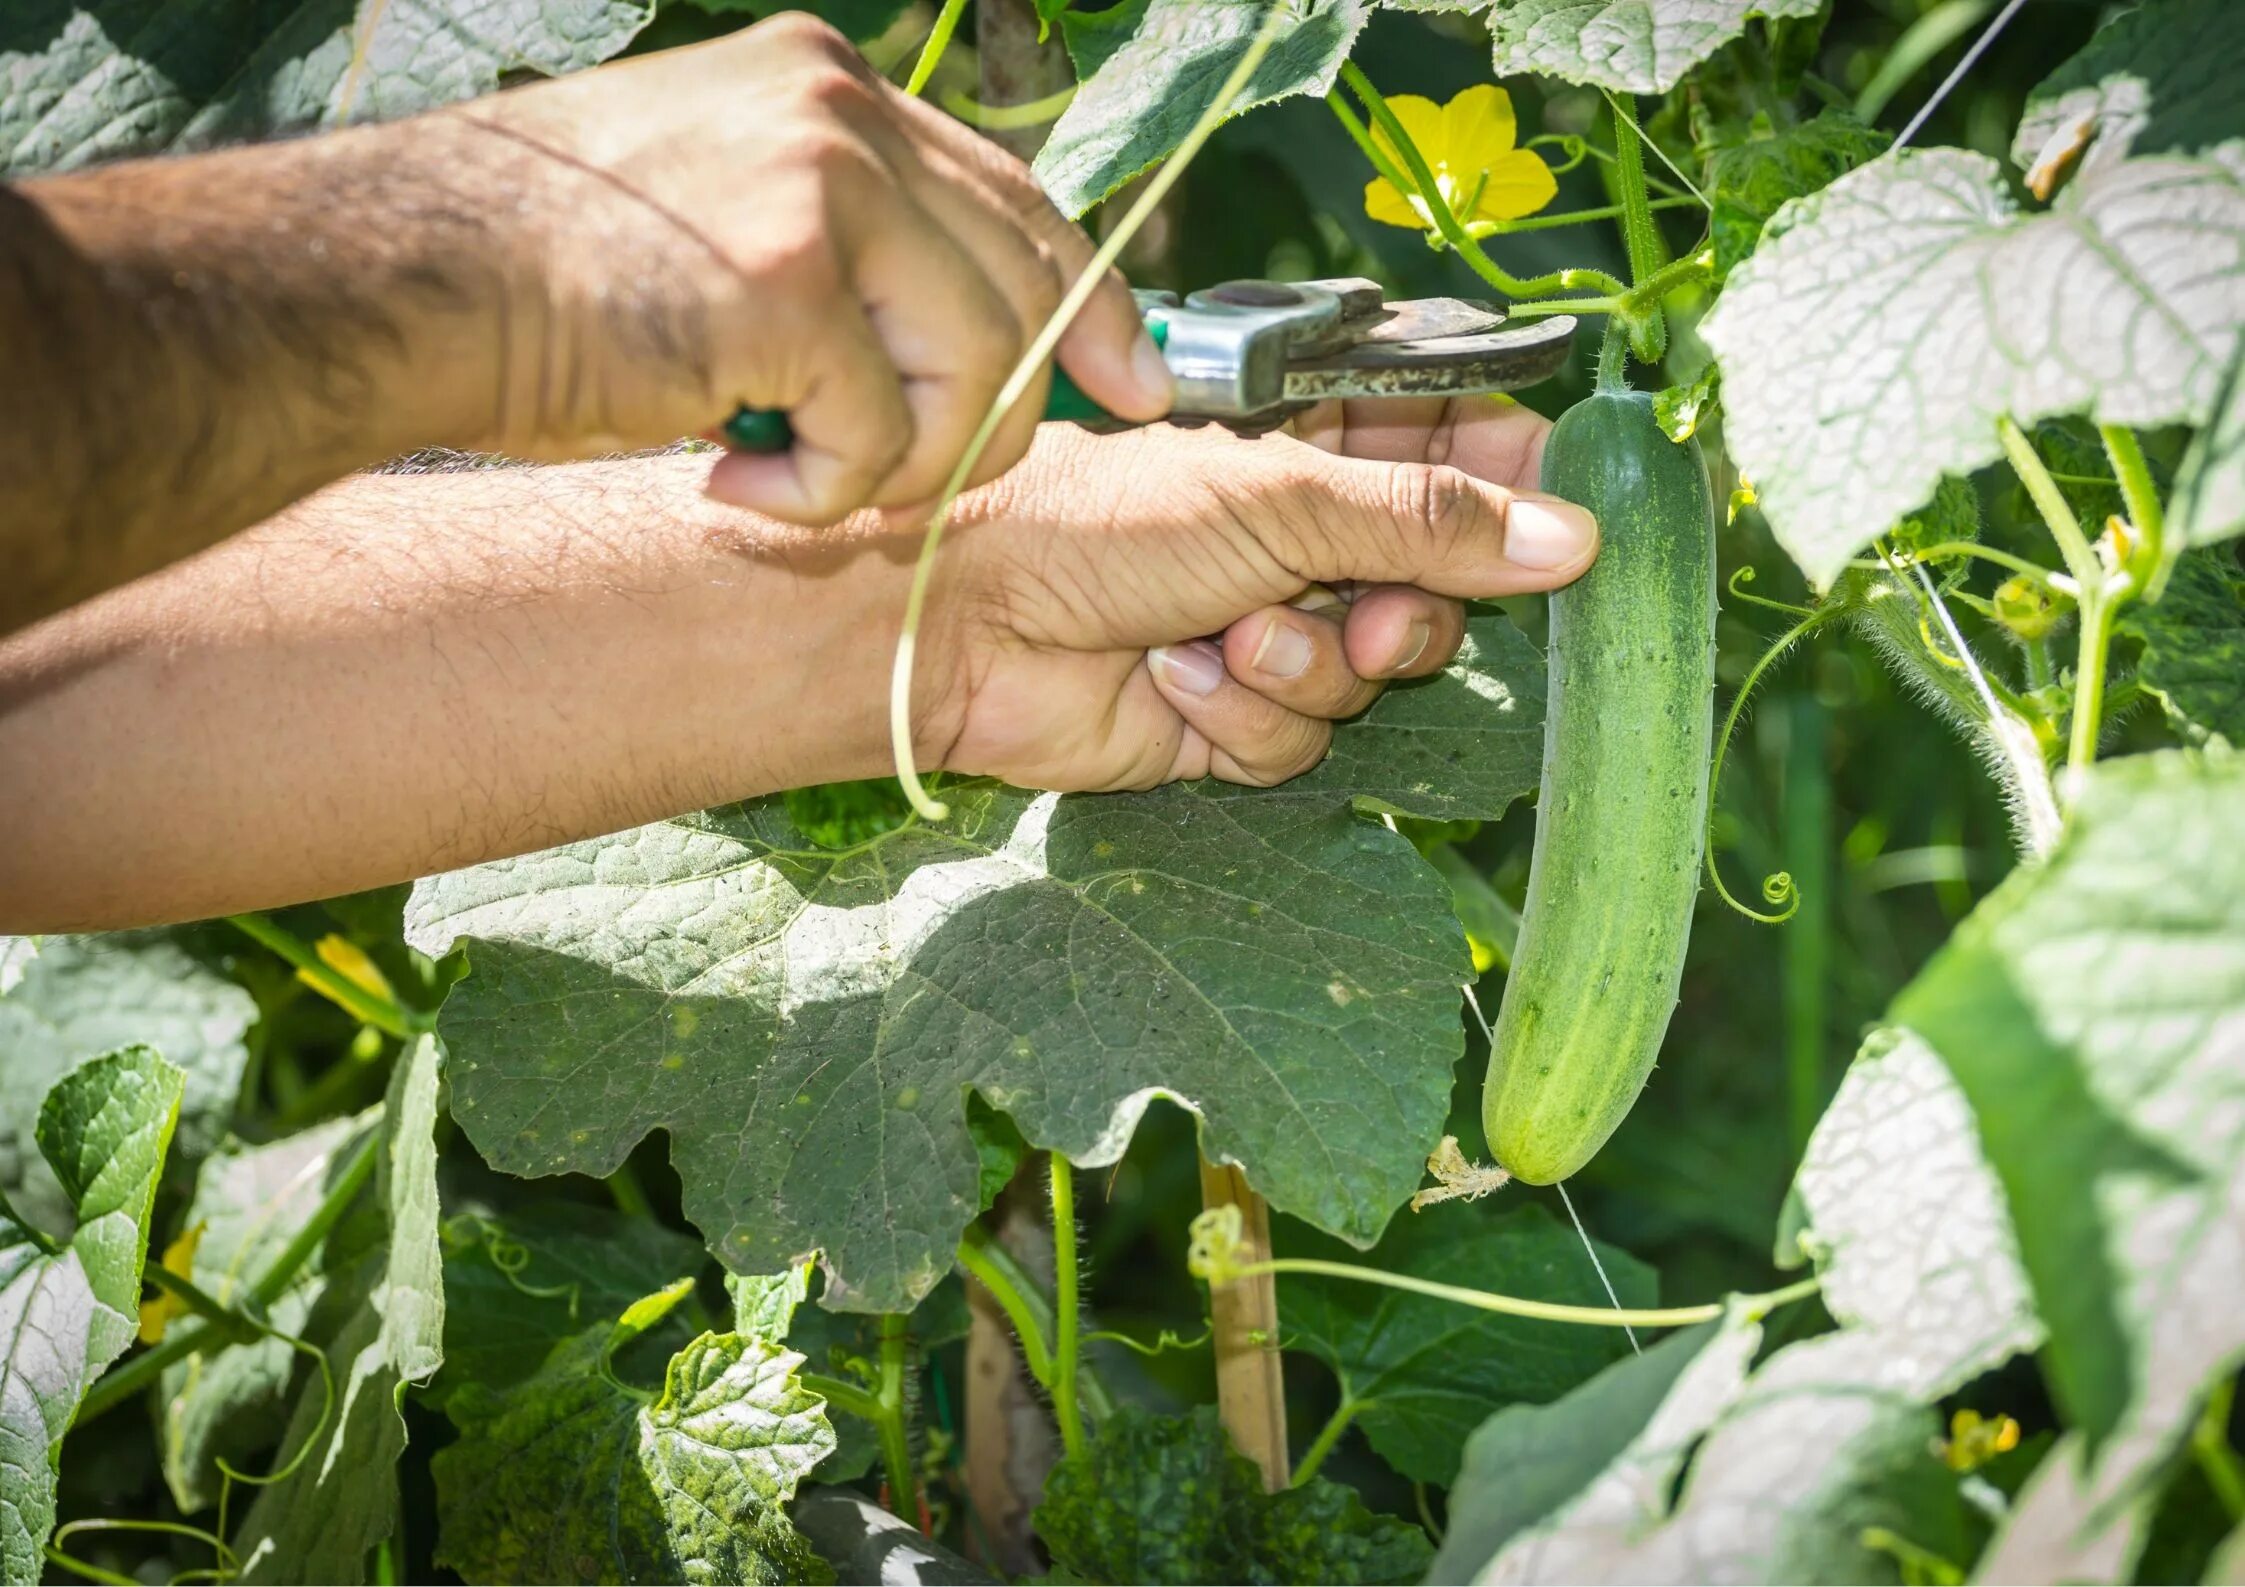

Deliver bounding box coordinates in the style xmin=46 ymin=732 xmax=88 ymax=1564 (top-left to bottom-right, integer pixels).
xmin=2174 ymin=350 xmax=2245 ymax=549
xmin=0 ymin=935 xmax=253 ymax=1233
xmin=1484 ymin=0 xmax=1821 ymax=94
xmin=1706 ymin=144 xmax=2245 ymax=586
xmin=432 ymin=1318 xmax=836 ymax=1585
xmin=0 ymin=0 xmax=656 ymax=176
xmin=2117 ymin=549 xmax=2245 ymax=746
xmin=1892 ymin=749 xmax=2245 ymax=1574
xmin=727 ymin=1261 xmax=814 ymax=1340
xmin=438 ymin=1200 xmax=708 ymax=1404
xmin=1282 ymin=1201 xmax=1654 ymax=1487
xmin=1704 ymin=108 xmax=1888 ymax=278
xmin=228 ymin=1035 xmax=444 ymax=1584
xmin=157 ymin=1111 xmax=368 ymax=1511
xmin=2011 ymin=0 xmax=2242 ymax=183
xmin=1033 ymin=1404 xmax=1431 ymax=1584
xmin=1885 ymin=472 xmax=1982 ymax=558
xmin=1035 ymin=0 xmax=1371 ymax=217
xmin=405 ymin=628 xmax=1543 ymax=1313
xmin=0 ymin=1046 xmax=182 ymax=1584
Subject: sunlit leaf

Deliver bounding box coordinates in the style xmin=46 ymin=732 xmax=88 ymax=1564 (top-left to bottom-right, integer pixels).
xmin=1485 ymin=0 xmax=1821 ymax=95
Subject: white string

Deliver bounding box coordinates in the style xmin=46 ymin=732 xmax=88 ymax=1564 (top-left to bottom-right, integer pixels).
xmin=1891 ymin=0 xmax=2030 ymax=154
xmin=1602 ymin=89 xmax=1708 ymax=207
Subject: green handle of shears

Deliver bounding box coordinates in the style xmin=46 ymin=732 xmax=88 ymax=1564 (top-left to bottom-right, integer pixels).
xmin=721 ymin=321 xmax=1168 ymax=454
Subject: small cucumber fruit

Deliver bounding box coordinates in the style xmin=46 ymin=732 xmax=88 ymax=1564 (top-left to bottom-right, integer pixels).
xmin=1482 ymin=388 xmax=1716 ymax=1185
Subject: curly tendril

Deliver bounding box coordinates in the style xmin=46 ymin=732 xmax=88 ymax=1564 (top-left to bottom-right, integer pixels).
xmin=1725 ymin=565 xmax=1815 ymax=619
xmin=1706 ymin=603 xmax=1845 ymax=925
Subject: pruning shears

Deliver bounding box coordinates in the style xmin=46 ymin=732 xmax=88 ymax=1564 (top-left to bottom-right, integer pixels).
xmin=721 ymin=276 xmax=1575 ymax=452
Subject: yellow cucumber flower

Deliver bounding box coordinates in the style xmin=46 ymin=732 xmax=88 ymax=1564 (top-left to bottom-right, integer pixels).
xmin=1364 ymin=85 xmax=1557 ymax=233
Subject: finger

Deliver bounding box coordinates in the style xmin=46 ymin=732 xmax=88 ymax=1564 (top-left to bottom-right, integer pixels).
xmin=704 ymin=287 xmax=912 ymax=523
xmin=889 ymin=94 xmax=1171 ymax=425
xmin=1146 ymin=640 xmax=1334 ymax=786
xmin=841 ymin=197 xmax=1030 ymax=504
xmin=1246 ymin=443 xmax=1599 ymax=596
xmin=1218 ymin=598 xmax=1384 ymax=720
xmin=1340 ymin=586 xmax=1466 ymax=680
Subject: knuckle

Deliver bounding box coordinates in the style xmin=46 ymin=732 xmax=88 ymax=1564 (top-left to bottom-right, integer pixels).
xmin=759 ymin=11 xmax=853 ymax=57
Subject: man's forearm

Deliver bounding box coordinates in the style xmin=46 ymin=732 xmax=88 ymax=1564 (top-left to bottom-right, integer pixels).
xmin=0 ymin=122 xmax=523 ymax=632
xmin=0 ymin=455 xmax=924 ymax=931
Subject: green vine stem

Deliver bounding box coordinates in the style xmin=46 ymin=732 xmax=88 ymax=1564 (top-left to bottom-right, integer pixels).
xmin=1997 ymin=417 xmax=2099 ymax=586
xmin=74 ymin=1126 xmax=381 ymax=1427
xmin=1190 ymin=1206 xmax=1821 ymax=1328
xmin=225 ymin=914 xmax=423 ymax=1039
xmin=1596 ymin=319 xmax=1629 ymax=393
xmin=1706 ymin=606 xmax=1845 ymax=922
xmin=1333 ymin=64 xmax=1627 ymax=304
xmin=1049 ymin=1155 xmax=1088 ymax=1460
xmin=2100 ymin=423 xmax=2172 ymax=596
xmin=954 ymin=1224 xmax=1118 ymax=1421
xmin=875 ymin=1315 xmax=920 ymax=1526
xmin=801 ymin=1371 xmax=885 ymax=1424
xmin=888 ymin=1 xmax=1293 ymax=821
xmin=902 ymin=0 xmax=969 ymax=96
xmin=2193 ymin=1377 xmax=2245 ymax=1522
xmin=1605 ymin=91 xmax=1667 ymax=363
xmin=1860 ymin=540 xmax=2074 ymax=595
xmin=1469 ymin=196 xmax=1699 ymax=236
xmin=1291 ymin=1397 xmax=1360 ymax=1486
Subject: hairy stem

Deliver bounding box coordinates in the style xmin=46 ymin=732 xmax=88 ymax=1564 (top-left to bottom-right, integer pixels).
xmin=1997 ymin=416 xmax=2099 ymax=586
xmin=1049 ymin=1156 xmax=1087 ymax=1459
xmin=801 ymin=1371 xmax=885 ymax=1424
xmin=956 ymin=1224 xmax=1119 ymax=1420
xmin=2100 ymin=423 xmax=2173 ymax=596
xmin=1291 ymin=1397 xmax=1359 ymax=1486
xmin=876 ymin=1314 xmax=920 ymax=1526
xmin=2068 ymin=586 xmax=2116 ymax=781
xmin=1605 ymin=91 xmax=1667 ymax=363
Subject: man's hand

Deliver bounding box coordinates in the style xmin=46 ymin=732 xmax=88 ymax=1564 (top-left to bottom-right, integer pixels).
xmin=0 ymin=401 xmax=1591 ymax=931
xmin=921 ymin=397 xmax=1589 ymax=790
xmin=451 ymin=14 xmax=1170 ymax=521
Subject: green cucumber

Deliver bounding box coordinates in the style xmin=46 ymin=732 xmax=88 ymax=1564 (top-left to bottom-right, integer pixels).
xmin=1482 ymin=388 xmax=1717 ymax=1185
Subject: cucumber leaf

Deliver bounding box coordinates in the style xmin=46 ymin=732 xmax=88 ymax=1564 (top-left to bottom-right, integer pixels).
xmin=1443 ymin=1025 xmax=2037 ymax=1582
xmin=1034 ymin=0 xmax=1370 ymax=217
xmin=1704 ymin=108 xmax=1888 ymax=279
xmin=0 ymin=1046 xmax=183 ymax=1584
xmin=230 ymin=1035 xmax=445 ymax=1584
xmin=0 ymin=934 xmax=254 ymax=1236
xmin=157 ymin=1112 xmax=370 ymax=1512
xmin=1704 ymin=145 xmax=2245 ymax=587
xmin=1485 ymin=0 xmax=1821 ymax=95
xmin=2012 ymin=0 xmax=2245 ymax=189
xmin=1 ymin=0 xmax=654 ymax=176
xmin=0 ymin=939 xmax=37 ymax=997
xmin=1032 ymin=1403 xmax=1430 ymax=1584
xmin=407 ymin=616 xmax=1542 ymax=1313
xmin=1893 ymin=749 xmax=2245 ymax=1578
xmin=432 ymin=1319 xmax=835 ymax=1585
xmin=1280 ymin=1202 xmax=1653 ymax=1485
xmin=2174 ymin=349 xmax=2245 ymax=550
xmin=2116 ymin=549 xmax=2245 ymax=747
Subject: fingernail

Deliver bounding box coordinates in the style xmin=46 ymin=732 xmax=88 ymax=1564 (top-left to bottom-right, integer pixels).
xmin=1388 ymin=620 xmax=1432 ymax=676
xmin=1149 ymin=641 xmax=1223 ymax=696
xmin=1507 ymin=498 xmax=1599 ymax=571
xmin=1131 ymin=334 xmax=1174 ymax=408
xmin=1289 ymin=584 xmax=1347 ymax=617
xmin=1251 ymin=618 xmax=1314 ymax=680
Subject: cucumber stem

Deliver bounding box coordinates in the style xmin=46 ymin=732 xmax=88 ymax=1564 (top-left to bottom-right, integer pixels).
xmin=1605 ymin=92 xmax=1668 ymax=364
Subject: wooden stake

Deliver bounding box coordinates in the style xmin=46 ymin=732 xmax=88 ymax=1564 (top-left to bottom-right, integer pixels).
xmin=962 ymin=1189 xmax=1057 ymax=1574
xmin=1198 ymin=1157 xmax=1289 ymax=1490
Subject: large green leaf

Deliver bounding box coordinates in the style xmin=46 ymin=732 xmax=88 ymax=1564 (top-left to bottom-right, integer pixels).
xmin=407 ymin=629 xmax=1542 ymax=1313
xmin=0 ymin=1046 xmax=183 ymax=1585
xmin=0 ymin=935 xmax=254 ymax=1235
xmin=1893 ymin=749 xmax=2245 ymax=1576
xmin=2117 ymin=549 xmax=2245 ymax=747
xmin=433 ymin=1319 xmax=835 ymax=1585
xmin=1033 ymin=1403 xmax=1430 ymax=1584
xmin=1453 ymin=1029 xmax=2023 ymax=1583
xmin=1281 ymin=1202 xmax=1652 ymax=1486
xmin=1485 ymin=0 xmax=1820 ymax=95
xmin=231 ymin=1035 xmax=445 ymax=1584
xmin=1704 ymin=108 xmax=1888 ymax=278
xmin=1 ymin=0 xmax=653 ymax=177
xmin=1034 ymin=0 xmax=1371 ymax=217
xmin=1703 ymin=144 xmax=2245 ymax=587
xmin=0 ymin=940 xmax=37 ymax=997
xmin=157 ymin=1112 xmax=369 ymax=1512
xmin=437 ymin=1199 xmax=708 ymax=1405
xmin=2012 ymin=0 xmax=2244 ymax=183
